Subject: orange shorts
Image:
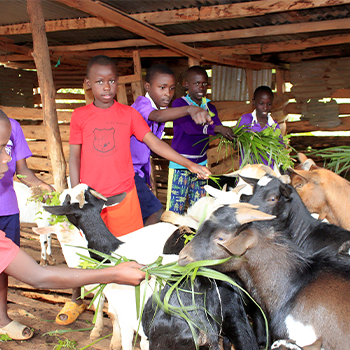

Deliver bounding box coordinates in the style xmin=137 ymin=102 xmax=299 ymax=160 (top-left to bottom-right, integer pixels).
xmin=101 ymin=186 xmax=143 ymax=237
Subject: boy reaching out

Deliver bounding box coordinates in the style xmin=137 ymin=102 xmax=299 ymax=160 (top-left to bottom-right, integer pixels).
xmin=131 ymin=64 xmax=212 ymax=226
xmin=63 ymin=55 xmax=211 ymax=325
xmin=167 ymin=66 xmax=235 ymax=215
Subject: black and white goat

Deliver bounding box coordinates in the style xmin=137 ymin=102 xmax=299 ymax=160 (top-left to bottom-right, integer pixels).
xmin=244 ymin=175 xmax=350 ymax=255
xmin=178 ymin=204 xmax=350 ymax=349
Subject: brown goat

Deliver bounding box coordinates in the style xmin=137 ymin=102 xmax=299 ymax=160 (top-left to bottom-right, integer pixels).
xmin=289 ymin=153 xmax=350 ymax=230
xmin=178 ymin=204 xmax=350 ymax=350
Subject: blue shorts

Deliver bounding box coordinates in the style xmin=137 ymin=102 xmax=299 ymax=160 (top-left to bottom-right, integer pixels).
xmin=134 ymin=173 xmax=163 ymax=223
xmin=0 ymin=213 xmax=20 ymax=246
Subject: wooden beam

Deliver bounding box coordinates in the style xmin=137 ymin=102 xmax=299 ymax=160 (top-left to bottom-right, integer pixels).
xmin=199 ymin=0 xmax=350 ymax=20
xmin=27 ymin=0 xmax=67 ymax=191
xmin=49 ymin=17 xmax=350 ymax=53
xmin=51 ymin=0 xmax=277 ymax=70
xmin=2 ymin=0 xmax=350 ymax=35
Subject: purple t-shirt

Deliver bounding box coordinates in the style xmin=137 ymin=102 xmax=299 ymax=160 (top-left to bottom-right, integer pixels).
xmin=170 ymin=97 xmax=221 ymax=165
xmin=0 ymin=118 xmax=32 ymax=215
xmin=131 ymin=95 xmax=165 ymax=185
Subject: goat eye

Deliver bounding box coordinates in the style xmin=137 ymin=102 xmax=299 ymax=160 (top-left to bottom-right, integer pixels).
xmin=268 ymin=195 xmax=277 ymax=202
xmin=294 ymin=183 xmax=303 ymax=189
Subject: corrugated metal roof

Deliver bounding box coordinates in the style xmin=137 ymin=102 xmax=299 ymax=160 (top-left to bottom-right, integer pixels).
xmin=1 ymin=0 xmax=350 ymax=67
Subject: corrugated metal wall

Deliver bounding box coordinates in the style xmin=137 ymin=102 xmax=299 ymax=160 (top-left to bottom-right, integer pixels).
xmin=212 ymin=65 xmax=272 ymax=101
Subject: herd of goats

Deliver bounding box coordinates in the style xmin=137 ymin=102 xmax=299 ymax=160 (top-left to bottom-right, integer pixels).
xmin=15 ymin=153 xmax=350 ymax=350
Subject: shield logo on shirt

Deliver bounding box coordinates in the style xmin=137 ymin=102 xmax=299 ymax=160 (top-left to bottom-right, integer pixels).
xmin=93 ymin=128 xmax=115 ymax=153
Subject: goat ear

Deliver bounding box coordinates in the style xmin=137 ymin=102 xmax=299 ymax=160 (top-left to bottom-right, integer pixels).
xmin=219 ymin=230 xmax=257 ymax=256
xmin=238 ymin=175 xmax=259 ymax=187
xmin=32 ymin=226 xmax=55 ymax=235
xmin=280 ymin=183 xmax=293 ymax=198
xmin=234 ymin=206 xmax=276 ymax=225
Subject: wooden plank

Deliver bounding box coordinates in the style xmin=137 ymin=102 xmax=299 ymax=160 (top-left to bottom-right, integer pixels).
xmin=27 ymin=140 xmax=70 ymax=158
xmin=22 ymin=124 xmax=70 ymax=142
xmin=116 ymin=84 xmax=128 ymax=105
xmin=0 ymin=105 xmax=72 ymax=123
xmin=286 ymin=116 xmax=350 ymax=133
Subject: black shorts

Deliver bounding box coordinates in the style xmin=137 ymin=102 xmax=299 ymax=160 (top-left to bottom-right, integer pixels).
xmin=134 ymin=173 xmax=163 ymax=222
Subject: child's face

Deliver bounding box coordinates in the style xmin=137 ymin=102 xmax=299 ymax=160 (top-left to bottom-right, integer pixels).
xmin=0 ymin=121 xmax=11 ymax=179
xmin=185 ymin=72 xmax=208 ymax=105
xmin=85 ymin=63 xmax=118 ymax=109
xmin=145 ymin=73 xmax=175 ymax=109
xmin=253 ymin=91 xmax=274 ymax=120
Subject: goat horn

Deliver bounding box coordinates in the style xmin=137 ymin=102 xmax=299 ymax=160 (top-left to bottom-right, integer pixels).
xmin=89 ymin=189 xmax=107 ymax=201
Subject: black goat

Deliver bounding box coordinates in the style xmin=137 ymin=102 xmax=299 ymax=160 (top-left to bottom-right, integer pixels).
xmin=179 ymin=204 xmax=350 ymax=350
xmin=244 ymin=175 xmax=350 ymax=255
xmin=44 ymin=188 xmax=124 ymax=261
xmin=142 ymin=275 xmax=259 ymax=350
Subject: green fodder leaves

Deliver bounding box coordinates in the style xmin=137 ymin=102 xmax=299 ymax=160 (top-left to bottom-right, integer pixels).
xmin=76 ymin=248 xmax=269 ymax=350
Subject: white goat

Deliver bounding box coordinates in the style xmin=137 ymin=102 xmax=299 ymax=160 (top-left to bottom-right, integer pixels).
xmin=14 ymin=181 xmax=56 ymax=266
xmin=34 ymin=220 xmax=178 ymax=350
xmin=161 ymin=164 xmax=283 ymax=230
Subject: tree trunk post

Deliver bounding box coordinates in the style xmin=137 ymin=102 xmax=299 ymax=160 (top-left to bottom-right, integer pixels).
xmin=27 ymin=0 xmax=67 ymax=191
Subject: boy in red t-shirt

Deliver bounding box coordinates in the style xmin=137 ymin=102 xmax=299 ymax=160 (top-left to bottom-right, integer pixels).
xmin=63 ymin=55 xmax=212 ymax=325
xmin=0 ymin=113 xmax=146 ymax=341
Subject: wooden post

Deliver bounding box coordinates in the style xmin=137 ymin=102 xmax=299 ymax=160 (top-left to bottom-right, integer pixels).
xmin=27 ymin=0 xmax=67 ymax=191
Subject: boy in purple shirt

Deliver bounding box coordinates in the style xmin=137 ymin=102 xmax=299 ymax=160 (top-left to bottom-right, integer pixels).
xmin=131 ymin=64 xmax=212 ymax=225
xmin=167 ymin=66 xmax=235 ymax=214
xmin=237 ymin=85 xmax=281 ymax=168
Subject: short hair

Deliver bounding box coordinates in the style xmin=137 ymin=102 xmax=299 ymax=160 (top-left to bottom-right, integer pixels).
xmin=0 ymin=109 xmax=10 ymax=125
xmin=184 ymin=66 xmax=208 ymax=81
xmin=253 ymin=86 xmax=274 ymax=100
xmin=145 ymin=64 xmax=174 ymax=84
xmin=86 ymin=55 xmax=116 ymax=77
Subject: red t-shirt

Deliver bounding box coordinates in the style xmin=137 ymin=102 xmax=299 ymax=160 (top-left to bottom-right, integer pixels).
xmin=0 ymin=230 xmax=19 ymax=273
xmin=70 ymin=101 xmax=151 ymax=197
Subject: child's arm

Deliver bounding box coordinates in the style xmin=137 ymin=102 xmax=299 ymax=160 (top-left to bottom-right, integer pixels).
xmin=69 ymin=144 xmax=82 ymax=188
xmin=214 ymin=125 xmax=235 ymax=141
xmin=143 ymin=132 xmax=211 ymax=179
xmin=149 ymin=106 xmax=213 ymax=125
xmin=5 ymin=248 xmax=146 ymax=288
xmin=16 ymin=158 xmax=55 ymax=192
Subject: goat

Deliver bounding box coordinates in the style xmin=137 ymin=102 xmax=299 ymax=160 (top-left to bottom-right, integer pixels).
xmin=142 ymin=276 xmax=259 ymax=350
xmin=243 ymin=175 xmax=350 ymax=256
xmin=161 ymin=164 xmax=278 ymax=230
xmin=178 ymin=204 xmax=350 ymax=349
xmin=288 ymin=153 xmax=350 ymax=230
xmin=42 ymin=186 xmax=180 ymax=350
xmin=14 ymin=181 xmax=56 ymax=266
xmin=32 ymin=222 xmax=108 ymax=342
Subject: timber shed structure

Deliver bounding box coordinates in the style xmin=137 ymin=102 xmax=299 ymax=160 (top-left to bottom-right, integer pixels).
xmin=1 ymin=0 xmax=350 ymax=203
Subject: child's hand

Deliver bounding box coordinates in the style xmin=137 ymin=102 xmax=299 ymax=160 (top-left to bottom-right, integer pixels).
xmin=112 ymin=261 xmax=146 ymax=286
xmin=189 ymin=106 xmax=213 ymax=125
xmin=189 ymin=163 xmax=211 ymax=180
xmin=215 ymin=125 xmax=235 ymax=141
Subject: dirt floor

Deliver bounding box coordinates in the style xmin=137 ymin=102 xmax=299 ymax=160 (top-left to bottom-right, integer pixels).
xmin=1 ymin=224 xmax=141 ymax=350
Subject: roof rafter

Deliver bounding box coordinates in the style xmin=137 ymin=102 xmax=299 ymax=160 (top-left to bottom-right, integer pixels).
xmin=53 ymin=0 xmax=275 ymax=69
xmin=48 ymin=17 xmax=350 ymax=53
